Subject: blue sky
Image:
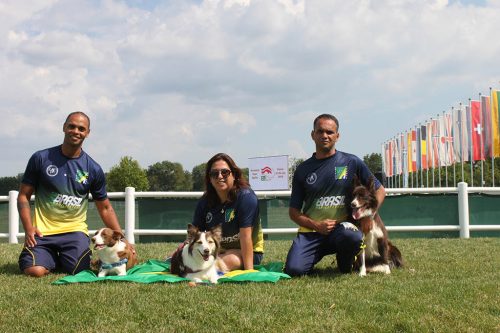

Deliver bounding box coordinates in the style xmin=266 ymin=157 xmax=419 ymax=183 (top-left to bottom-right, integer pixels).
xmin=1 ymin=0 xmax=499 ymax=177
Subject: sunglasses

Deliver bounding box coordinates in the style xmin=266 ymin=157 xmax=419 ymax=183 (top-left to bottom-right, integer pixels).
xmin=210 ymin=168 xmax=232 ymax=179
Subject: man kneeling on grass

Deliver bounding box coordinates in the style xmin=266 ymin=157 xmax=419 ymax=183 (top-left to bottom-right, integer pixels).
xmin=17 ymin=112 xmax=125 ymax=277
xmin=284 ymin=114 xmax=386 ymax=276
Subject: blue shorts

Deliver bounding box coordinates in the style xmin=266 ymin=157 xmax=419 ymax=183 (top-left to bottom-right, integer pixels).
xmin=18 ymin=232 xmax=91 ymax=275
xmin=253 ymin=252 xmax=263 ymax=266
xmin=284 ymin=222 xmax=363 ymax=276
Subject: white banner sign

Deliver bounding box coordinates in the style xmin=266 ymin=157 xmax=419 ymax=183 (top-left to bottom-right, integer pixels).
xmin=248 ymin=155 xmax=289 ymax=190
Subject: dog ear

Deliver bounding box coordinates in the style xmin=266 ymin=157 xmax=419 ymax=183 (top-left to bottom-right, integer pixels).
xmin=112 ymin=230 xmax=124 ymax=241
xmin=368 ymin=176 xmax=375 ymax=193
xmin=187 ymin=224 xmax=199 ymax=240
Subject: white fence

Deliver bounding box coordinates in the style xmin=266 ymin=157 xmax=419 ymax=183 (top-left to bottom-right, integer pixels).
xmin=2 ymin=182 xmax=500 ymax=244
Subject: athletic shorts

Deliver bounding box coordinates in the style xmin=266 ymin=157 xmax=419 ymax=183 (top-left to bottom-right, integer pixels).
xmin=253 ymin=252 xmax=263 ymax=265
xmin=18 ymin=231 xmax=91 ymax=275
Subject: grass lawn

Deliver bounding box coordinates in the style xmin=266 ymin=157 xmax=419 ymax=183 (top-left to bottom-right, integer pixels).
xmin=0 ymin=238 xmax=499 ymax=333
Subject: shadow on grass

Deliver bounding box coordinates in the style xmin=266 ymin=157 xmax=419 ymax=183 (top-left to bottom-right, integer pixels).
xmin=0 ymin=263 xmax=21 ymax=275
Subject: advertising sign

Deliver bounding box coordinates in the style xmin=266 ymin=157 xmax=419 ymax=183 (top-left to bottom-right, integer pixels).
xmin=248 ymin=155 xmax=289 ymax=190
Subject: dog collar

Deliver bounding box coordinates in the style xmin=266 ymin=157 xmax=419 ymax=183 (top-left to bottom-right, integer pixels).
xmin=101 ymin=258 xmax=128 ymax=270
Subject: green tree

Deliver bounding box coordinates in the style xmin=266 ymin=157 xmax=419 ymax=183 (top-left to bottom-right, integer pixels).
xmin=0 ymin=175 xmax=22 ymax=195
xmin=147 ymin=161 xmax=192 ymax=191
xmin=363 ymin=153 xmax=382 ymax=174
xmin=288 ymin=157 xmax=304 ymax=189
xmin=106 ymin=156 xmax=149 ymax=191
xmin=191 ymin=163 xmax=206 ymax=191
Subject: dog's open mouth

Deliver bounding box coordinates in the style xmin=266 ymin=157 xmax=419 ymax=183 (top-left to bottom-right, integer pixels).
xmin=352 ymin=207 xmax=361 ymax=220
xmin=199 ymin=250 xmax=211 ymax=261
xmin=94 ymin=244 xmax=106 ymax=250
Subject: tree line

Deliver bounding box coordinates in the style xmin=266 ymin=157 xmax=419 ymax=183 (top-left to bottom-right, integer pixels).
xmin=0 ymin=154 xmax=383 ymax=195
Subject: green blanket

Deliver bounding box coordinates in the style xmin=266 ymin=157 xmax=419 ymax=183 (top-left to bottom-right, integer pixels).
xmin=52 ymin=260 xmax=290 ymax=285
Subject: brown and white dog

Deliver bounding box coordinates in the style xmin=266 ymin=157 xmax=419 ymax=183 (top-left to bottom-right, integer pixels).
xmin=170 ymin=224 xmax=227 ymax=284
xmin=350 ymin=177 xmax=403 ymax=276
xmin=91 ymin=228 xmax=138 ymax=277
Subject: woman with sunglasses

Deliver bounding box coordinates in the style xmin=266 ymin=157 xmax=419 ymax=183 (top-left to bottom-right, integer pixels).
xmin=192 ymin=153 xmax=264 ymax=270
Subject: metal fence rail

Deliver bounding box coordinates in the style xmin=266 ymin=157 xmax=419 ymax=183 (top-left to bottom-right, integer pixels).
xmin=2 ymin=182 xmax=500 ymax=244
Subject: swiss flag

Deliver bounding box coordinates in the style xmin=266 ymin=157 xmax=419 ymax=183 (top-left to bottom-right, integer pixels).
xmin=471 ymin=100 xmax=484 ymax=161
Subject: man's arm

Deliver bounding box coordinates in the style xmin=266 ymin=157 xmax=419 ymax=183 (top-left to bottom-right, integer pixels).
xmin=94 ymin=198 xmax=122 ymax=232
xmin=375 ymin=185 xmax=386 ymax=210
xmin=17 ymin=183 xmax=42 ymax=247
xmin=289 ymin=207 xmax=336 ymax=235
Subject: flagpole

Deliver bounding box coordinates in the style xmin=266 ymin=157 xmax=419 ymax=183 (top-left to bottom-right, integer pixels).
xmin=437 ymin=114 xmax=442 ymax=187
xmin=469 ymin=98 xmax=474 ymax=186
xmin=431 ymin=119 xmax=435 ymax=187
xmin=490 ymin=87 xmax=495 ymax=187
xmin=451 ymin=107 xmax=456 ymax=187
xmin=443 ymin=111 xmax=449 ymax=187
xmin=459 ymin=102 xmax=465 ymax=183
xmin=426 ymin=122 xmax=429 ymax=188
xmin=479 ymin=93 xmax=484 ymax=186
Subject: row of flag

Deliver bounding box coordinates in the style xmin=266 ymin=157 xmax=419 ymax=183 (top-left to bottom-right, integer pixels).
xmin=382 ymin=88 xmax=500 ymax=187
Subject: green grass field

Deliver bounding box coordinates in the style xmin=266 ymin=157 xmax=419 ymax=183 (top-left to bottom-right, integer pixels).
xmin=0 ymin=238 xmax=499 ymax=333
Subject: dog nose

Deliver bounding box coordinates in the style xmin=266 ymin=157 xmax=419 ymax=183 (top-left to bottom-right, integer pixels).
xmin=351 ymin=202 xmax=356 ymax=208
xmin=203 ymin=249 xmax=210 ymax=254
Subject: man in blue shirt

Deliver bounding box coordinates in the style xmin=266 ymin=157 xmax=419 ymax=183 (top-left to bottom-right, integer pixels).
xmin=285 ymin=114 xmax=386 ymax=276
xmin=18 ymin=112 xmax=124 ymax=277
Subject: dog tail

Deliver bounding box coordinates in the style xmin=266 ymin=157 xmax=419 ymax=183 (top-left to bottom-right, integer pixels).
xmin=388 ymin=241 xmax=404 ymax=268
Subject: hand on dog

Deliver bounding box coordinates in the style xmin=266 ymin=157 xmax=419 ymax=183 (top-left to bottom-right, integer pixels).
xmin=315 ymin=219 xmax=337 ymax=235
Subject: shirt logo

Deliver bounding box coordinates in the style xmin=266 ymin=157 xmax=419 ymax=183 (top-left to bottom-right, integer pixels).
xmin=206 ymin=212 xmax=213 ymax=224
xmin=306 ymin=172 xmax=317 ymax=185
xmin=225 ymin=208 xmax=235 ymax=223
xmin=75 ymin=170 xmax=89 ymax=184
xmin=53 ymin=194 xmax=83 ymax=208
xmin=335 ymin=166 xmax=348 ymax=180
xmin=46 ymin=165 xmax=58 ymax=177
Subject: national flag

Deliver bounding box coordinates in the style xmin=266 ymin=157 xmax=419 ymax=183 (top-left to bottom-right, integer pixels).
xmin=452 ymin=107 xmax=462 ymax=163
xmin=427 ymin=121 xmax=434 ymax=168
xmin=491 ymin=90 xmax=500 ymax=157
xmin=395 ymin=136 xmax=402 ymax=175
xmin=421 ymin=124 xmax=428 ymax=170
xmin=431 ymin=118 xmax=440 ymax=168
xmin=411 ymin=130 xmax=417 ymax=171
xmin=401 ymin=133 xmax=407 ymax=177
xmin=407 ymin=132 xmax=413 ymax=173
xmin=470 ymin=100 xmax=484 ymax=161
xmin=416 ymin=127 xmax=421 ymax=171
xmin=464 ymin=105 xmax=471 ymax=162
xmin=481 ymin=95 xmax=492 ymax=158
xmin=443 ymin=113 xmax=455 ymax=165
xmin=388 ymin=141 xmax=393 ymax=177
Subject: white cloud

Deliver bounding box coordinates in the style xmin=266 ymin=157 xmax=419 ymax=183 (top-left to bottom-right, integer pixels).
xmin=1 ymin=0 xmax=500 ymax=176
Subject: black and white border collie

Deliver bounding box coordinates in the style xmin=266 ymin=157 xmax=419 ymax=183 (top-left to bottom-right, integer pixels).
xmin=170 ymin=224 xmax=227 ymax=284
xmin=350 ymin=177 xmax=404 ymax=276
xmin=91 ymin=228 xmax=138 ymax=277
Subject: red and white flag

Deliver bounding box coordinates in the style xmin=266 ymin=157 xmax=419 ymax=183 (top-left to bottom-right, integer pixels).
xmin=470 ymin=100 xmax=484 ymax=161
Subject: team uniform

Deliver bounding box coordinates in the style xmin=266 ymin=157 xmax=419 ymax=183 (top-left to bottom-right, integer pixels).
xmin=18 ymin=145 xmax=108 ymax=274
xmin=285 ymin=150 xmax=382 ymax=276
xmin=192 ymin=187 xmax=264 ymax=265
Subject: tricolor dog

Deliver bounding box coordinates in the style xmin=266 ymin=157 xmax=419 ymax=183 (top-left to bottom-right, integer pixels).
xmin=350 ymin=177 xmax=403 ymax=276
xmin=91 ymin=228 xmax=138 ymax=277
xmin=170 ymin=224 xmax=227 ymax=284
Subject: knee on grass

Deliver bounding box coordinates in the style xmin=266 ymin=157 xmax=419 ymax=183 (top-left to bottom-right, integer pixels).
xmin=23 ymin=266 xmax=49 ymax=278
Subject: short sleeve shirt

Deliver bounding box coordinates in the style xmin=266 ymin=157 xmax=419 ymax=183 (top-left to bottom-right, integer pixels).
xmin=290 ymin=150 xmax=381 ymax=233
xmin=192 ymin=188 xmax=264 ymax=253
xmin=22 ymin=145 xmax=108 ymax=235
